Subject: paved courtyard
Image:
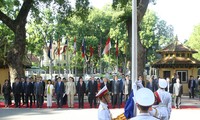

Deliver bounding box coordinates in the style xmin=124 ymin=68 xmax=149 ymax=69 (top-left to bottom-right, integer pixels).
xmin=0 ymin=96 xmax=199 ymax=120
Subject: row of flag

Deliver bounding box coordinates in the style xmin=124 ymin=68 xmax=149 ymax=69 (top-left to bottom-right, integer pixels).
xmin=48 ymin=37 xmax=119 ymax=60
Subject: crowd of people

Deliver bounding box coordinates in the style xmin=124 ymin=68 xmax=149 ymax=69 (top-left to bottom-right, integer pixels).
xmin=1 ymin=74 xmax=133 ymax=109
xmin=2 ymin=73 xmax=200 ymax=120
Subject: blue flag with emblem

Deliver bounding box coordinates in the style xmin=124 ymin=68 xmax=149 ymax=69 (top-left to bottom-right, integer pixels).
xmin=124 ymin=89 xmax=136 ymax=119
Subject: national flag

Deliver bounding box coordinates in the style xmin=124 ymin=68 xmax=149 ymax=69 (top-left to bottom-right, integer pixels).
xmin=116 ymin=39 xmax=119 ymax=57
xmin=82 ymin=38 xmax=86 ymax=58
xmin=124 ymin=89 xmax=136 ymax=119
xmin=90 ymin=45 xmax=94 ymax=57
xmin=102 ymin=37 xmax=111 ymax=55
xmin=62 ymin=38 xmax=68 ymax=54
xmin=47 ymin=40 xmax=52 ymax=59
xmin=73 ymin=37 xmax=76 ymax=55
xmin=57 ymin=40 xmax=61 ymax=55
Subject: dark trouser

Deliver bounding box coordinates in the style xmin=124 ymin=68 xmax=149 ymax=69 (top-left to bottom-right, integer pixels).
xmin=89 ymin=93 xmax=96 ymax=108
xmin=21 ymin=92 xmax=25 ymax=104
xmin=14 ymin=94 xmax=21 ymax=107
xmin=78 ymin=94 xmax=84 ymax=108
xmin=189 ymin=88 xmax=195 ymax=98
xmin=4 ymin=94 xmax=10 ymax=106
xmin=25 ymin=94 xmax=32 ymax=107
xmin=62 ymin=94 xmax=67 ymax=105
xmin=33 ymin=94 xmax=36 ymax=104
xmin=120 ymin=92 xmax=123 ymax=104
xmin=174 ymin=96 xmax=181 ymax=108
xmin=112 ymin=93 xmax=120 ymax=108
xmin=36 ymin=94 xmax=43 ymax=108
xmin=56 ymin=93 xmax=63 ymax=108
xmin=124 ymin=94 xmax=129 ymax=102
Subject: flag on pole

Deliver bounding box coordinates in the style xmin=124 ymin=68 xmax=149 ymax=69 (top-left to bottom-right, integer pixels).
xmin=124 ymin=89 xmax=136 ymax=119
xmin=62 ymin=38 xmax=68 ymax=54
xmin=82 ymin=38 xmax=86 ymax=58
xmin=116 ymin=39 xmax=119 ymax=57
xmin=102 ymin=37 xmax=111 ymax=55
xmin=57 ymin=40 xmax=61 ymax=55
xmin=73 ymin=37 xmax=76 ymax=55
xmin=90 ymin=45 xmax=94 ymax=57
xmin=48 ymin=40 xmax=52 ymax=59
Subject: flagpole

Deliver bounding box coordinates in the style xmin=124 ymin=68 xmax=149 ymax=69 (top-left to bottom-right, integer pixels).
xmin=50 ymin=59 xmax=53 ymax=80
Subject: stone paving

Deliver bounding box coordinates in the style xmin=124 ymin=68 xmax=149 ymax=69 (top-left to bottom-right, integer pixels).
xmin=0 ymin=95 xmax=199 ymax=120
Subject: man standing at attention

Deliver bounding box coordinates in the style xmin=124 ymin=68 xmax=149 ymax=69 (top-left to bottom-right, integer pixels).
xmin=188 ymin=75 xmax=196 ymax=99
xmin=173 ymin=78 xmax=183 ymax=109
xmin=55 ymin=77 xmax=65 ymax=108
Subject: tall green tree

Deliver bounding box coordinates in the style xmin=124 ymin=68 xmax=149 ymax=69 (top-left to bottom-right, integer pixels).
xmin=0 ymin=0 xmax=89 ymax=83
xmin=140 ymin=10 xmax=174 ymax=64
xmin=185 ymin=24 xmax=200 ymax=60
xmin=112 ymin=0 xmax=154 ymax=75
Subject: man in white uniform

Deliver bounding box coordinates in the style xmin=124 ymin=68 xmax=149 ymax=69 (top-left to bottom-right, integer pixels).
xmin=96 ymin=86 xmax=112 ymax=120
xmin=130 ymin=88 xmax=159 ymax=120
xmin=149 ymin=79 xmax=172 ymax=120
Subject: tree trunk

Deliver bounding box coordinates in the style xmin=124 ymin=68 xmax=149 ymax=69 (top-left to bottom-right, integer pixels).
xmin=0 ymin=0 xmax=33 ymax=83
xmin=127 ymin=0 xmax=149 ymax=76
xmin=7 ymin=24 xmax=26 ymax=83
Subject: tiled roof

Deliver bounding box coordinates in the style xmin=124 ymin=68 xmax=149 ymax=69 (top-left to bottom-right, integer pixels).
xmin=157 ymin=40 xmax=197 ymax=53
xmin=152 ymin=56 xmax=200 ymax=68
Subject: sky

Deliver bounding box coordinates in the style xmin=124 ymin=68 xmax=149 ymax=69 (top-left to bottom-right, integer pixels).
xmin=70 ymin=0 xmax=200 ymax=43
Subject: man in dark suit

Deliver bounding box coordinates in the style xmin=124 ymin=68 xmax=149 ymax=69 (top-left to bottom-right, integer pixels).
xmin=34 ymin=76 xmax=44 ymax=108
xmin=173 ymin=78 xmax=183 ymax=109
xmin=111 ymin=75 xmax=121 ymax=108
xmin=30 ymin=77 xmax=36 ymax=105
xmin=55 ymin=77 xmax=65 ymax=108
xmin=188 ymin=75 xmax=196 ymax=99
xmin=12 ymin=77 xmax=22 ymax=108
xmin=39 ymin=76 xmax=45 ymax=106
xmin=123 ymin=75 xmax=132 ymax=102
xmin=76 ymin=77 xmax=86 ymax=108
xmin=24 ymin=77 xmax=34 ymax=108
xmin=87 ymin=76 xmax=98 ymax=108
xmin=20 ymin=77 xmax=26 ymax=105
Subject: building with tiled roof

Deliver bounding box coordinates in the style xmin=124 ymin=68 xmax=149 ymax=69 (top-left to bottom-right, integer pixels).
xmin=152 ymin=37 xmax=200 ymax=94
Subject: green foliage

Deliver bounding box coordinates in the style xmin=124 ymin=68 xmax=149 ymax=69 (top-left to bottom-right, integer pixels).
xmin=185 ymin=24 xmax=200 ymax=60
xmin=139 ymin=10 xmax=174 ymax=63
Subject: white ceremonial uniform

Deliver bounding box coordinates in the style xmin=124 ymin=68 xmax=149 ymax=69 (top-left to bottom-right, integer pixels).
xmin=156 ymin=88 xmax=172 ymax=120
xmin=130 ymin=113 xmax=159 ymax=120
xmin=98 ymin=101 xmax=112 ymax=120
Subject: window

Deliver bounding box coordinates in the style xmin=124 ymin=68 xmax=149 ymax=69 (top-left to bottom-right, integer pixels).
xmin=177 ymin=71 xmax=188 ymax=83
xmin=181 ymin=53 xmax=185 ymax=57
xmin=176 ymin=53 xmax=180 ymax=57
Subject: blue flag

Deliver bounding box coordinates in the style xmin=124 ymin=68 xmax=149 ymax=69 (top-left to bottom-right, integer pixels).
xmin=48 ymin=40 xmax=52 ymax=59
xmin=124 ymin=89 xmax=135 ymax=119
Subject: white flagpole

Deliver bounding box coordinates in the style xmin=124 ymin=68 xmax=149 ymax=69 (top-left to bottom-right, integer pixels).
xmin=132 ymin=0 xmax=138 ymax=116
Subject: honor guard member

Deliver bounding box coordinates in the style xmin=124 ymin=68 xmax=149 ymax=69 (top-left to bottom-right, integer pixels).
xmin=130 ymin=88 xmax=159 ymax=120
xmin=96 ymin=86 xmax=112 ymax=120
xmin=150 ymin=79 xmax=172 ymax=120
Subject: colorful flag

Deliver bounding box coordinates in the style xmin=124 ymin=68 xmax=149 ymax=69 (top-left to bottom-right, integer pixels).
xmin=73 ymin=37 xmax=76 ymax=55
xmin=62 ymin=38 xmax=68 ymax=54
xmin=82 ymin=38 xmax=86 ymax=58
xmin=102 ymin=37 xmax=111 ymax=55
xmin=48 ymin=40 xmax=52 ymax=59
xmin=124 ymin=89 xmax=136 ymax=119
xmin=90 ymin=45 xmax=94 ymax=57
xmin=57 ymin=40 xmax=61 ymax=55
xmin=116 ymin=39 xmax=119 ymax=57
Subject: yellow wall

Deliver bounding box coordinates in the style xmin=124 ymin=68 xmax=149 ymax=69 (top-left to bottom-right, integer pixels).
xmin=158 ymin=67 xmax=198 ymax=94
xmin=0 ymin=68 xmax=9 ymax=92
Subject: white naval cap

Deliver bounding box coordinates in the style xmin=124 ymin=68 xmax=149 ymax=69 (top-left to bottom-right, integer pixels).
xmin=135 ymin=88 xmax=155 ymax=106
xmin=96 ymin=85 xmax=109 ymax=98
xmin=159 ymin=79 xmax=167 ymax=88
